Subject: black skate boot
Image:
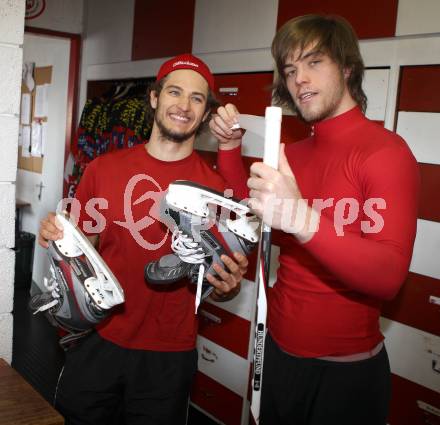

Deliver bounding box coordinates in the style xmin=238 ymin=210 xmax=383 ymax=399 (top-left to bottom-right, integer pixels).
xmin=29 ymin=213 xmax=125 ymax=347
xmin=145 ymin=181 xmax=259 ymax=310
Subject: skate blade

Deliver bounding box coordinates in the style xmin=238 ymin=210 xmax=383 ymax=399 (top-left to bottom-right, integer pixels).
xmin=166 ymin=181 xmax=260 ymax=243
xmin=55 ymin=213 xmax=125 ymax=309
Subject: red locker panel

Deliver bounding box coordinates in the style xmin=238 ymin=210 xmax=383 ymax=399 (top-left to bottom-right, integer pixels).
xmin=214 ymin=73 xmax=273 ymax=115
xmin=382 ymin=272 xmax=440 ymax=336
xmin=132 ymin=0 xmax=195 ymax=60
xmin=389 ymin=374 xmax=440 ymax=425
xmin=398 ymin=65 xmax=440 ymax=113
xmin=191 ymin=372 xmax=243 ymax=425
xmin=419 ymin=162 xmax=440 ymax=223
xmin=244 ymin=250 xmax=258 ymax=283
xmin=198 ymin=303 xmax=251 ymax=359
xmin=277 ymin=0 xmax=398 ymax=39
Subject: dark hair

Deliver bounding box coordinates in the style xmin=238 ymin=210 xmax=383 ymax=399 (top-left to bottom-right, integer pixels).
xmin=271 ymin=14 xmax=367 ymax=113
xmin=145 ymin=76 xmax=219 ymax=135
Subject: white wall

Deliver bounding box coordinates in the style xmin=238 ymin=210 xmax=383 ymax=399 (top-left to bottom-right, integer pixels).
xmin=25 ymin=0 xmax=84 ymax=34
xmin=82 ymin=0 xmax=135 ymax=66
xmin=396 ymin=0 xmax=440 ymax=36
xmin=192 ymin=0 xmax=278 ymax=54
xmin=16 ymin=34 xmax=70 ymax=291
xmin=79 ymin=0 xmax=135 ymax=112
xmin=0 ymin=0 xmax=25 ymax=364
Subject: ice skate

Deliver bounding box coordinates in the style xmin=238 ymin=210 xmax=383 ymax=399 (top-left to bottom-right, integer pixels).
xmin=145 ymin=181 xmax=259 ymax=309
xmin=29 ymin=212 xmax=125 ymax=338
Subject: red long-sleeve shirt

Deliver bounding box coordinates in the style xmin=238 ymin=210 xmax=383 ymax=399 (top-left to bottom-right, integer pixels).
xmin=218 ymin=107 xmax=419 ymax=356
xmin=75 ymin=144 xmax=225 ymax=351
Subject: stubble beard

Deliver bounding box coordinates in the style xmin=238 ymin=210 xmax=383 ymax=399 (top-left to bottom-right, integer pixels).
xmin=154 ymin=114 xmax=199 ymax=143
xmin=294 ymin=76 xmax=346 ymax=124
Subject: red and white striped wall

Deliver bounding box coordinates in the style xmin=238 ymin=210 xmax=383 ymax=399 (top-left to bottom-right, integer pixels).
xmin=383 ymin=63 xmax=440 ymax=425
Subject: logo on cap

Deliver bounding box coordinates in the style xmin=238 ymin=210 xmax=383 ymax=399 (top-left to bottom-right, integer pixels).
xmin=156 ymin=54 xmax=215 ymax=90
xmin=173 ymin=61 xmax=199 ymax=69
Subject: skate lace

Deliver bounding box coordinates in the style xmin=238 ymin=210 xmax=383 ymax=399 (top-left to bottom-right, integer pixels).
xmin=171 ymin=229 xmax=206 ymax=264
xmin=171 ymin=229 xmax=207 ymax=313
xmin=33 ymin=267 xmax=61 ymax=314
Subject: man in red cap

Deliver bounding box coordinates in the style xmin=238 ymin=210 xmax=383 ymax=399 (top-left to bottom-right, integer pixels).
xmin=38 ymin=53 xmax=248 ymax=425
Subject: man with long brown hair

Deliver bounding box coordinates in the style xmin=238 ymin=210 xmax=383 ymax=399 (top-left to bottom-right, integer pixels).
xmin=211 ymin=14 xmax=419 ymax=425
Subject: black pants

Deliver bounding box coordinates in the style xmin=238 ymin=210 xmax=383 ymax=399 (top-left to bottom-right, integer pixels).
xmin=55 ymin=332 xmax=198 ymax=425
xmin=260 ymin=333 xmax=391 ymax=425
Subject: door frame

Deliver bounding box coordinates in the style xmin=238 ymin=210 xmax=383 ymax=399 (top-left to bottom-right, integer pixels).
xmin=24 ymin=26 xmax=81 ymax=177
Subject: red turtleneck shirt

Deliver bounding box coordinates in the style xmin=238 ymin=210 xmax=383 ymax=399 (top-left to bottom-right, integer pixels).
xmin=218 ymin=107 xmax=419 ymax=357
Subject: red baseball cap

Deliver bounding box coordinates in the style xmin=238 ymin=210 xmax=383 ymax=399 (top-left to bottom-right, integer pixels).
xmin=156 ymin=53 xmax=215 ymax=91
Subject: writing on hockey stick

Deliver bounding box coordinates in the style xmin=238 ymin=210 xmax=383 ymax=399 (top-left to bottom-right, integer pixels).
xmin=253 ymin=324 xmax=265 ymax=390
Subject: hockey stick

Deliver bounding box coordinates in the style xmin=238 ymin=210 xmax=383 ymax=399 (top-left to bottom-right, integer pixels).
xmin=238 ymin=107 xmax=282 ymax=424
